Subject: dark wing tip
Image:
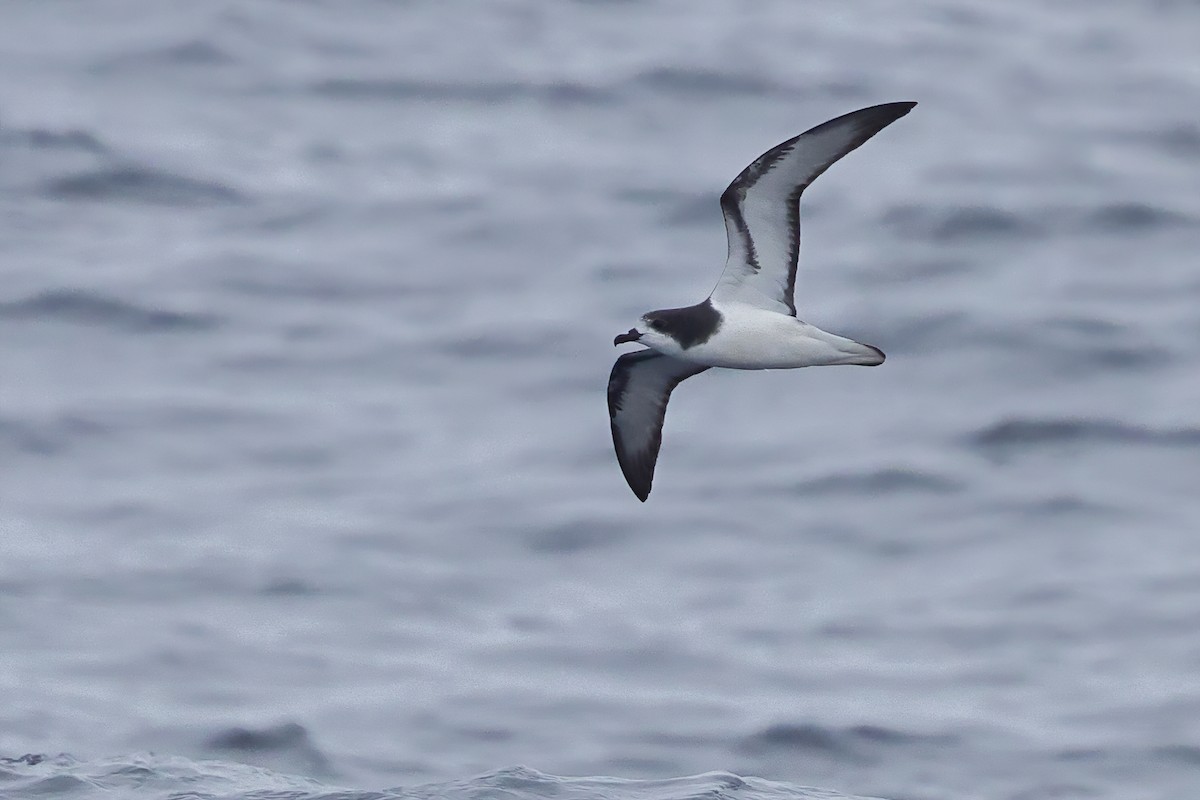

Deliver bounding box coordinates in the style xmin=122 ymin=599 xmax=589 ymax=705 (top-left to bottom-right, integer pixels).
xmin=624 ymin=462 xmax=652 ymax=501
xmin=840 ymin=101 xmax=918 ymax=133
xmin=609 ymin=420 xmax=656 ymax=502
xmin=871 ymin=100 xmax=917 ymax=122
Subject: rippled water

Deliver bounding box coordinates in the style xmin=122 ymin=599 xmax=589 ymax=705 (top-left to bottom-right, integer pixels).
xmin=3 ymin=2 xmax=1200 ymax=800
xmin=0 ymin=759 xmax=878 ymax=800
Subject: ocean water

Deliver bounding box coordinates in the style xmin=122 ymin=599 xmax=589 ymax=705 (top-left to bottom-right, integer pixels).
xmin=2 ymin=2 xmax=1200 ymax=799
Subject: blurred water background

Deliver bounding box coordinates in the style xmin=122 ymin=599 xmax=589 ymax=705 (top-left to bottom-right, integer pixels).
xmin=3 ymin=2 xmax=1200 ymax=799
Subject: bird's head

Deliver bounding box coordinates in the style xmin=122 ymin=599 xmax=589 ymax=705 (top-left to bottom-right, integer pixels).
xmin=613 ymin=313 xmax=676 ymax=351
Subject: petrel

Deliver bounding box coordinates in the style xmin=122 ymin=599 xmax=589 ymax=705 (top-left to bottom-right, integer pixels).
xmin=608 ymin=101 xmax=915 ymax=501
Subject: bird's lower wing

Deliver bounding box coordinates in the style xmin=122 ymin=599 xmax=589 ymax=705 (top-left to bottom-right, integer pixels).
xmin=607 ymin=350 xmax=709 ymax=501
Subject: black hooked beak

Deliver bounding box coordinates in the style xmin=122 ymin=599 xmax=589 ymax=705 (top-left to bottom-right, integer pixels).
xmin=613 ymin=328 xmax=642 ymax=346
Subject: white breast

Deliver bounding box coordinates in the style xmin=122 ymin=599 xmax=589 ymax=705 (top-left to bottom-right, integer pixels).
xmin=675 ymin=302 xmax=879 ymax=370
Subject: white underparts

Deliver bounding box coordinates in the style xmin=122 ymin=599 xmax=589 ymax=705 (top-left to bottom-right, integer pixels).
xmin=651 ymin=302 xmax=883 ymax=370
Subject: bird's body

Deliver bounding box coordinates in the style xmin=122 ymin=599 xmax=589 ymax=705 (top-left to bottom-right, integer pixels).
xmin=608 ymin=101 xmax=916 ymax=501
xmin=635 ymin=299 xmax=884 ymax=370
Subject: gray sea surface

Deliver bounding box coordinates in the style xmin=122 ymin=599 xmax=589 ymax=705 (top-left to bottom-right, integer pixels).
xmin=3 ymin=2 xmax=1200 ymax=800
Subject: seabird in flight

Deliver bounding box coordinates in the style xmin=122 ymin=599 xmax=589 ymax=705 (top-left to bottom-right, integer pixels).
xmin=608 ymin=101 xmax=916 ymax=501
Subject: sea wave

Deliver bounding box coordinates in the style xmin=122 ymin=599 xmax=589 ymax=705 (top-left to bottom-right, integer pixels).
xmin=0 ymin=289 xmax=218 ymax=333
xmin=0 ymin=757 xmax=885 ymax=800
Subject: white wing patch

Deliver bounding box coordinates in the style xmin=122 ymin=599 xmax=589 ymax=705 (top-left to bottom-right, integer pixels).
xmin=608 ymin=350 xmax=709 ymax=501
xmin=712 ymin=102 xmax=916 ymax=316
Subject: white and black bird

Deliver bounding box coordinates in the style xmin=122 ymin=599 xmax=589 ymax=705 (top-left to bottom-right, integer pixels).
xmin=608 ymin=101 xmax=915 ymax=501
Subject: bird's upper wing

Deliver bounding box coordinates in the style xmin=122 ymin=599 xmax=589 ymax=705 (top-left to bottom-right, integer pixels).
xmin=711 ymin=101 xmax=916 ymax=316
xmin=608 ymin=350 xmax=709 ymax=501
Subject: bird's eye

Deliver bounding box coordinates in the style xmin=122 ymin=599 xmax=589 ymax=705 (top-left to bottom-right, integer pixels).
xmin=647 ymin=319 xmax=663 ymax=331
